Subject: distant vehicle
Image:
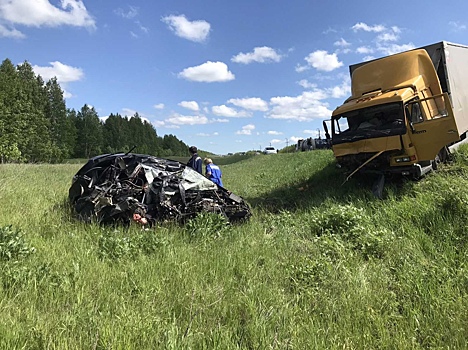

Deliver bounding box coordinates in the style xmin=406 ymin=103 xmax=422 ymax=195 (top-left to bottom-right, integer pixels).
xmin=315 ymin=138 xmax=331 ymax=149
xmin=296 ymin=137 xmax=331 ymax=152
xmin=263 ymin=147 xmax=277 ymax=154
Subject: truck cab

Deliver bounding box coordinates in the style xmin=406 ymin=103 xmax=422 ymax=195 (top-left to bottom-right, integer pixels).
xmin=328 ymin=48 xmax=460 ymax=179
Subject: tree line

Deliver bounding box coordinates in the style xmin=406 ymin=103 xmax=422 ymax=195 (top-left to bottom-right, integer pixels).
xmin=0 ymin=58 xmax=190 ymax=163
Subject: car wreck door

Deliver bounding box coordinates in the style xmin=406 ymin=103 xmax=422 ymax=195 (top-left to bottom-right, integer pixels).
xmin=407 ymin=93 xmax=460 ymax=161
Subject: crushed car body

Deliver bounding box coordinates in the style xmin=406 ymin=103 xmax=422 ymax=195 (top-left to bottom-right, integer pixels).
xmin=68 ymin=153 xmax=252 ymax=225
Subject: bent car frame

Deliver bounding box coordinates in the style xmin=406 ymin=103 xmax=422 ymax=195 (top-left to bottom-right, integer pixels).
xmin=69 ymin=153 xmax=252 ymax=225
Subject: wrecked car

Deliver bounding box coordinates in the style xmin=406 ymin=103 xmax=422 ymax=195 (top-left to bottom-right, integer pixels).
xmin=68 ymin=153 xmax=252 ymax=225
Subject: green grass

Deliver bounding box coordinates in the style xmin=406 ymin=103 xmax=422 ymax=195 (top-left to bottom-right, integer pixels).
xmin=1 ymin=149 xmax=468 ymax=349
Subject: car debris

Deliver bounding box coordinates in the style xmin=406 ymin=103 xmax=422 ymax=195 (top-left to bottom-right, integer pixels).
xmin=68 ymin=153 xmax=252 ymax=226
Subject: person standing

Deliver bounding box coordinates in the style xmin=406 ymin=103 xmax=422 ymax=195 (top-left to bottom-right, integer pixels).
xmin=204 ymin=158 xmax=223 ymax=187
xmin=187 ymin=146 xmax=202 ymax=174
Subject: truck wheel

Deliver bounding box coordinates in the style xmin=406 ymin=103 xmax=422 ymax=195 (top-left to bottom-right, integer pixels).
xmin=432 ymin=146 xmax=450 ymax=170
xmin=431 ymin=156 xmax=439 ymax=170
xmin=438 ymin=146 xmax=450 ymax=163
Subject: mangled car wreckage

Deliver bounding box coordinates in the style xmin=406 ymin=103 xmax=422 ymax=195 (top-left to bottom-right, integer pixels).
xmin=69 ymin=153 xmax=251 ymax=225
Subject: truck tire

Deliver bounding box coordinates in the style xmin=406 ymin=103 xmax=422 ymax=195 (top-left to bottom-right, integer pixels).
xmin=438 ymin=146 xmax=450 ymax=163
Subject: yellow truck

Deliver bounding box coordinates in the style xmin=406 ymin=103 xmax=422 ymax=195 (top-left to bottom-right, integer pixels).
xmin=323 ymin=41 xmax=468 ymax=195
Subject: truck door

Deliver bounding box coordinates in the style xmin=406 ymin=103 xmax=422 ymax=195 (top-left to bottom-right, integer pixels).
xmin=407 ymin=93 xmax=460 ymax=161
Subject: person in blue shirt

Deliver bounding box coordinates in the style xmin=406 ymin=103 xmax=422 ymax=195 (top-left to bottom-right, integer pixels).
xmin=204 ymin=158 xmax=223 ymax=187
xmin=187 ymin=146 xmax=202 ymax=174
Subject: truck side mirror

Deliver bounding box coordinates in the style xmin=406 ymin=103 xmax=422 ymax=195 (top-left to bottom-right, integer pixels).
xmin=323 ymin=120 xmax=331 ymax=140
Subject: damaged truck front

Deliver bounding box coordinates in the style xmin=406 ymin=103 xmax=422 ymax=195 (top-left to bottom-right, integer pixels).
xmin=69 ymin=153 xmax=251 ymax=225
xmin=324 ymin=41 xmax=468 ymax=195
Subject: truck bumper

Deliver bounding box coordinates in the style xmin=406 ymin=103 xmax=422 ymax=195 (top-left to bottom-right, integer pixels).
xmin=362 ymin=163 xmax=433 ymax=178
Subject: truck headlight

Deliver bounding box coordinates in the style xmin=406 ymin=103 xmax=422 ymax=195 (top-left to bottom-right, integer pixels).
xmin=395 ymin=156 xmax=411 ymax=163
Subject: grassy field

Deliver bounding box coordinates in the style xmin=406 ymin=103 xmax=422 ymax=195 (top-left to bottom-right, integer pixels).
xmin=1 ymin=149 xmax=468 ymax=349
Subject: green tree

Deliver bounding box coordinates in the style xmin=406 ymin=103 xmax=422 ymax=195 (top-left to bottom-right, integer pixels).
xmin=16 ymin=61 xmax=56 ymax=161
xmin=0 ymin=59 xmax=22 ymax=162
xmin=126 ymin=113 xmax=146 ymax=153
xmin=45 ymin=77 xmax=71 ymax=160
xmin=142 ymin=119 xmax=162 ymax=155
xmin=102 ymin=113 xmax=129 ymax=153
xmin=75 ymin=105 xmax=103 ymax=158
xmin=161 ymin=134 xmax=189 ymax=157
xmin=65 ymin=108 xmax=78 ymax=158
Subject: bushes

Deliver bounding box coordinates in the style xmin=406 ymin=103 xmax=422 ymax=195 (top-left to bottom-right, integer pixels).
xmin=185 ymin=212 xmax=229 ymax=240
xmin=97 ymin=227 xmax=169 ymax=260
xmin=0 ymin=225 xmax=35 ymax=262
xmin=307 ymin=204 xmax=394 ymax=260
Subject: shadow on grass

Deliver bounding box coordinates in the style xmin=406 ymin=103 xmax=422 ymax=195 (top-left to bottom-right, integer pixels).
xmin=246 ymin=163 xmax=414 ymax=213
xmin=51 ymin=198 xmax=76 ymax=224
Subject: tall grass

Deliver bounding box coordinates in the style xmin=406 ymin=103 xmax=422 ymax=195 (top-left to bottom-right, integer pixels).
xmin=0 ymin=149 xmax=467 ymax=349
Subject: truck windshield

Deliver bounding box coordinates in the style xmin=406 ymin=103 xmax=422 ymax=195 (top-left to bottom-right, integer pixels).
xmin=332 ymin=102 xmax=406 ymax=144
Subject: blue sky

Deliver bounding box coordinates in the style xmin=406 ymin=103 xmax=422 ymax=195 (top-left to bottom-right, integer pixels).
xmin=1 ymin=0 xmax=468 ymax=155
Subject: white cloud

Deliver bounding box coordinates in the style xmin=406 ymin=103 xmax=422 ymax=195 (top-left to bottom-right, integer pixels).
xmin=303 ymin=129 xmax=326 ymax=138
xmin=449 ymin=21 xmax=467 ymax=32
xmin=295 ymin=65 xmax=308 ymax=73
xmin=302 ymin=50 xmax=343 ymax=72
xmin=362 ymin=55 xmax=376 ymax=62
xmin=121 ymin=108 xmax=136 ymax=116
xmin=153 ymin=120 xmax=166 ymax=128
xmin=227 ymin=97 xmax=268 ymax=111
xmin=377 ymin=32 xmax=398 ymax=42
xmin=290 ymin=136 xmax=302 ymax=143
xmin=298 ymin=78 xmax=350 ymax=99
xmin=377 ymin=43 xmax=415 ymax=56
xmin=0 ymin=0 xmax=95 ymax=32
xmin=270 ymin=139 xmax=283 ymax=144
xmin=119 ymin=108 xmax=151 ymax=123
xmin=231 ymin=46 xmax=283 ymax=64
xmin=166 ymin=114 xmax=208 ymax=125
xmin=114 ymin=6 xmax=138 ymax=19
xmin=197 ymin=132 xmax=219 ymax=137
xmin=334 ymin=38 xmax=351 ymax=47
xmin=114 ymin=7 xmax=148 ymax=37
xmin=32 ymin=61 xmax=83 ymax=83
xmin=327 ymin=80 xmax=351 ymax=99
xmin=179 ymin=100 xmax=199 ymax=111
xmin=212 ymin=118 xmax=229 ymax=123
xmin=267 ymin=130 xmax=283 ymax=135
xmin=62 ymin=90 xmax=72 ymax=99
xmin=352 ymin=22 xmax=385 ymax=32
xmin=212 ymin=105 xmax=251 ymax=118
xmin=135 ymin=20 xmax=148 ymax=34
xmin=161 ymin=14 xmax=210 ymax=42
xmin=236 ymin=124 xmax=255 ymax=135
xmin=267 ymin=91 xmax=333 ymax=121
xmin=178 ymin=61 xmax=235 ymax=82
xmin=297 ymin=79 xmax=317 ymax=89
xmin=356 ymin=46 xmax=374 ymax=54
xmin=0 ymin=23 xmax=24 ymax=38
xmin=153 ymin=103 xmax=165 ymax=110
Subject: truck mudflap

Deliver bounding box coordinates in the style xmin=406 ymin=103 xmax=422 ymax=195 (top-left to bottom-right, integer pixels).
xmin=360 ymin=163 xmax=433 ymax=198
